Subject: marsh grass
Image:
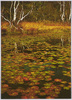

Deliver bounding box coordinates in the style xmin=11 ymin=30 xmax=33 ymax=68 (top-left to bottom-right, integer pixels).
xmin=1 ymin=21 xmax=71 ymax=46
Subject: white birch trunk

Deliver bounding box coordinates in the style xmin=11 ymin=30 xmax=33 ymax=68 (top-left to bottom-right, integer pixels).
xmin=13 ymin=1 xmax=16 ymax=21
xmin=61 ymin=1 xmax=65 ymax=22
xmin=13 ymin=1 xmax=19 ymax=22
xmin=2 ymin=1 xmax=33 ymax=29
xmin=58 ymin=1 xmax=65 ymax=22
xmin=60 ymin=1 xmax=62 ymax=12
xmin=61 ymin=36 xmax=64 ymax=47
xmin=69 ymin=2 xmax=71 ymax=21
xmin=15 ymin=42 xmax=18 ymax=53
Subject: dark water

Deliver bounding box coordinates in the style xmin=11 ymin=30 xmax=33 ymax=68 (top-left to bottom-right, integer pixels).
xmin=1 ymin=45 xmax=71 ymax=99
xmin=1 ymin=64 xmax=71 ymax=99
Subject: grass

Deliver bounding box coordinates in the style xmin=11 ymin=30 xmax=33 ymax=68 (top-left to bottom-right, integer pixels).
xmin=1 ymin=21 xmax=71 ymax=46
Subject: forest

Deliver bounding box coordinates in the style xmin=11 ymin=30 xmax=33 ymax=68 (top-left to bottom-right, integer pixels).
xmin=1 ymin=1 xmax=71 ymax=99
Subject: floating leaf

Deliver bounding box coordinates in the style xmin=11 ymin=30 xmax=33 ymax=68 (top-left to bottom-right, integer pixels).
xmin=51 ymin=65 xmax=56 ymax=68
xmin=46 ymin=96 xmax=54 ymax=99
xmin=15 ymin=75 xmax=24 ymax=84
xmin=61 ymin=81 xmax=67 ymax=84
xmin=57 ymin=61 xmax=64 ymax=64
xmin=54 ymin=79 xmax=62 ymax=82
xmin=8 ymin=92 xmax=18 ymax=96
xmin=45 ymin=77 xmax=52 ymax=81
xmin=59 ymin=84 xmax=65 ymax=87
xmin=2 ymin=84 xmax=9 ymax=88
xmin=1 ymin=87 xmax=8 ymax=94
xmin=64 ymin=86 xmax=70 ymax=90
xmin=21 ymin=96 xmax=28 ymax=99
xmin=23 ymin=77 xmax=29 ymax=81
xmin=39 ymin=92 xmax=46 ymax=96
xmin=58 ymin=65 xmax=63 ymax=67
xmin=68 ymin=82 xmax=71 ymax=85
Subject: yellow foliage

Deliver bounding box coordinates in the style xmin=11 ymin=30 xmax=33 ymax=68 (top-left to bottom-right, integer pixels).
xmin=20 ymin=21 xmax=71 ymax=30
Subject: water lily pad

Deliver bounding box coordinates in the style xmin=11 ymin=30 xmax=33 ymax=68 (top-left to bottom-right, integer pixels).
xmin=15 ymin=75 xmax=24 ymax=84
xmin=57 ymin=61 xmax=64 ymax=64
xmin=54 ymin=79 xmax=62 ymax=82
xmin=61 ymin=81 xmax=67 ymax=84
xmin=7 ymin=89 xmax=18 ymax=96
xmin=39 ymin=92 xmax=46 ymax=96
xmin=2 ymin=84 xmax=9 ymax=88
xmin=46 ymin=96 xmax=54 ymax=99
xmin=51 ymin=65 xmax=56 ymax=68
xmin=23 ymin=77 xmax=29 ymax=81
xmin=64 ymin=86 xmax=70 ymax=90
xmin=44 ymin=83 xmax=52 ymax=88
xmin=58 ymin=65 xmax=63 ymax=67
xmin=45 ymin=77 xmax=52 ymax=81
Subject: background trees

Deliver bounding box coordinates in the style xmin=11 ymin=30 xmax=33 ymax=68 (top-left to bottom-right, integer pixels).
xmin=1 ymin=1 xmax=71 ymax=23
xmin=1 ymin=1 xmax=33 ymax=29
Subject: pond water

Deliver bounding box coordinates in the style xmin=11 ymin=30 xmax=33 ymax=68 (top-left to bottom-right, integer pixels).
xmin=2 ymin=63 xmax=71 ymax=99
xmin=1 ymin=42 xmax=71 ymax=99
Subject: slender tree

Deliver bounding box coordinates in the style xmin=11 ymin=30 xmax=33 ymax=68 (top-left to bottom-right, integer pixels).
xmin=69 ymin=2 xmax=71 ymax=21
xmin=58 ymin=1 xmax=65 ymax=22
xmin=1 ymin=1 xmax=33 ymax=30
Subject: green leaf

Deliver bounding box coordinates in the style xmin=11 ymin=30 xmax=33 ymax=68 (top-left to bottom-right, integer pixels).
xmin=64 ymin=87 xmax=70 ymax=90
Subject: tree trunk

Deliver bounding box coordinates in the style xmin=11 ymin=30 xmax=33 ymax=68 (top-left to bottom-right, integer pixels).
xmin=2 ymin=1 xmax=33 ymax=31
xmin=69 ymin=2 xmax=71 ymax=21
xmin=61 ymin=1 xmax=65 ymax=22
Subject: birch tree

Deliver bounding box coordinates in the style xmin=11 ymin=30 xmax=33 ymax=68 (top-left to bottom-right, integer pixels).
xmin=1 ymin=1 xmax=33 ymax=30
xmin=69 ymin=2 xmax=71 ymax=21
xmin=58 ymin=1 xmax=65 ymax=22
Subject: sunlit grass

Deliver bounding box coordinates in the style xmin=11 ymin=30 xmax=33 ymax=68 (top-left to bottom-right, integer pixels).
xmin=1 ymin=21 xmax=71 ymax=30
xmin=20 ymin=22 xmax=71 ymax=31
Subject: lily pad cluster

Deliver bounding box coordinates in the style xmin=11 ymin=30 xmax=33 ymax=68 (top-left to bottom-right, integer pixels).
xmin=1 ymin=31 xmax=71 ymax=99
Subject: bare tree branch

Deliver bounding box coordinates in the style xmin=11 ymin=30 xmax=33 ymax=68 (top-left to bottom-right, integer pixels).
xmin=22 ymin=5 xmax=24 ymax=17
xmin=17 ymin=5 xmax=33 ymax=25
xmin=15 ymin=1 xmax=19 ymax=11
xmin=2 ymin=1 xmax=33 ymax=30
xmin=1 ymin=15 xmax=11 ymax=25
xmin=17 ymin=11 xmax=30 ymax=25
xmin=19 ymin=5 xmax=24 ymax=19
xmin=12 ymin=24 xmax=18 ymax=29
xmin=10 ymin=1 xmax=13 ymax=23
